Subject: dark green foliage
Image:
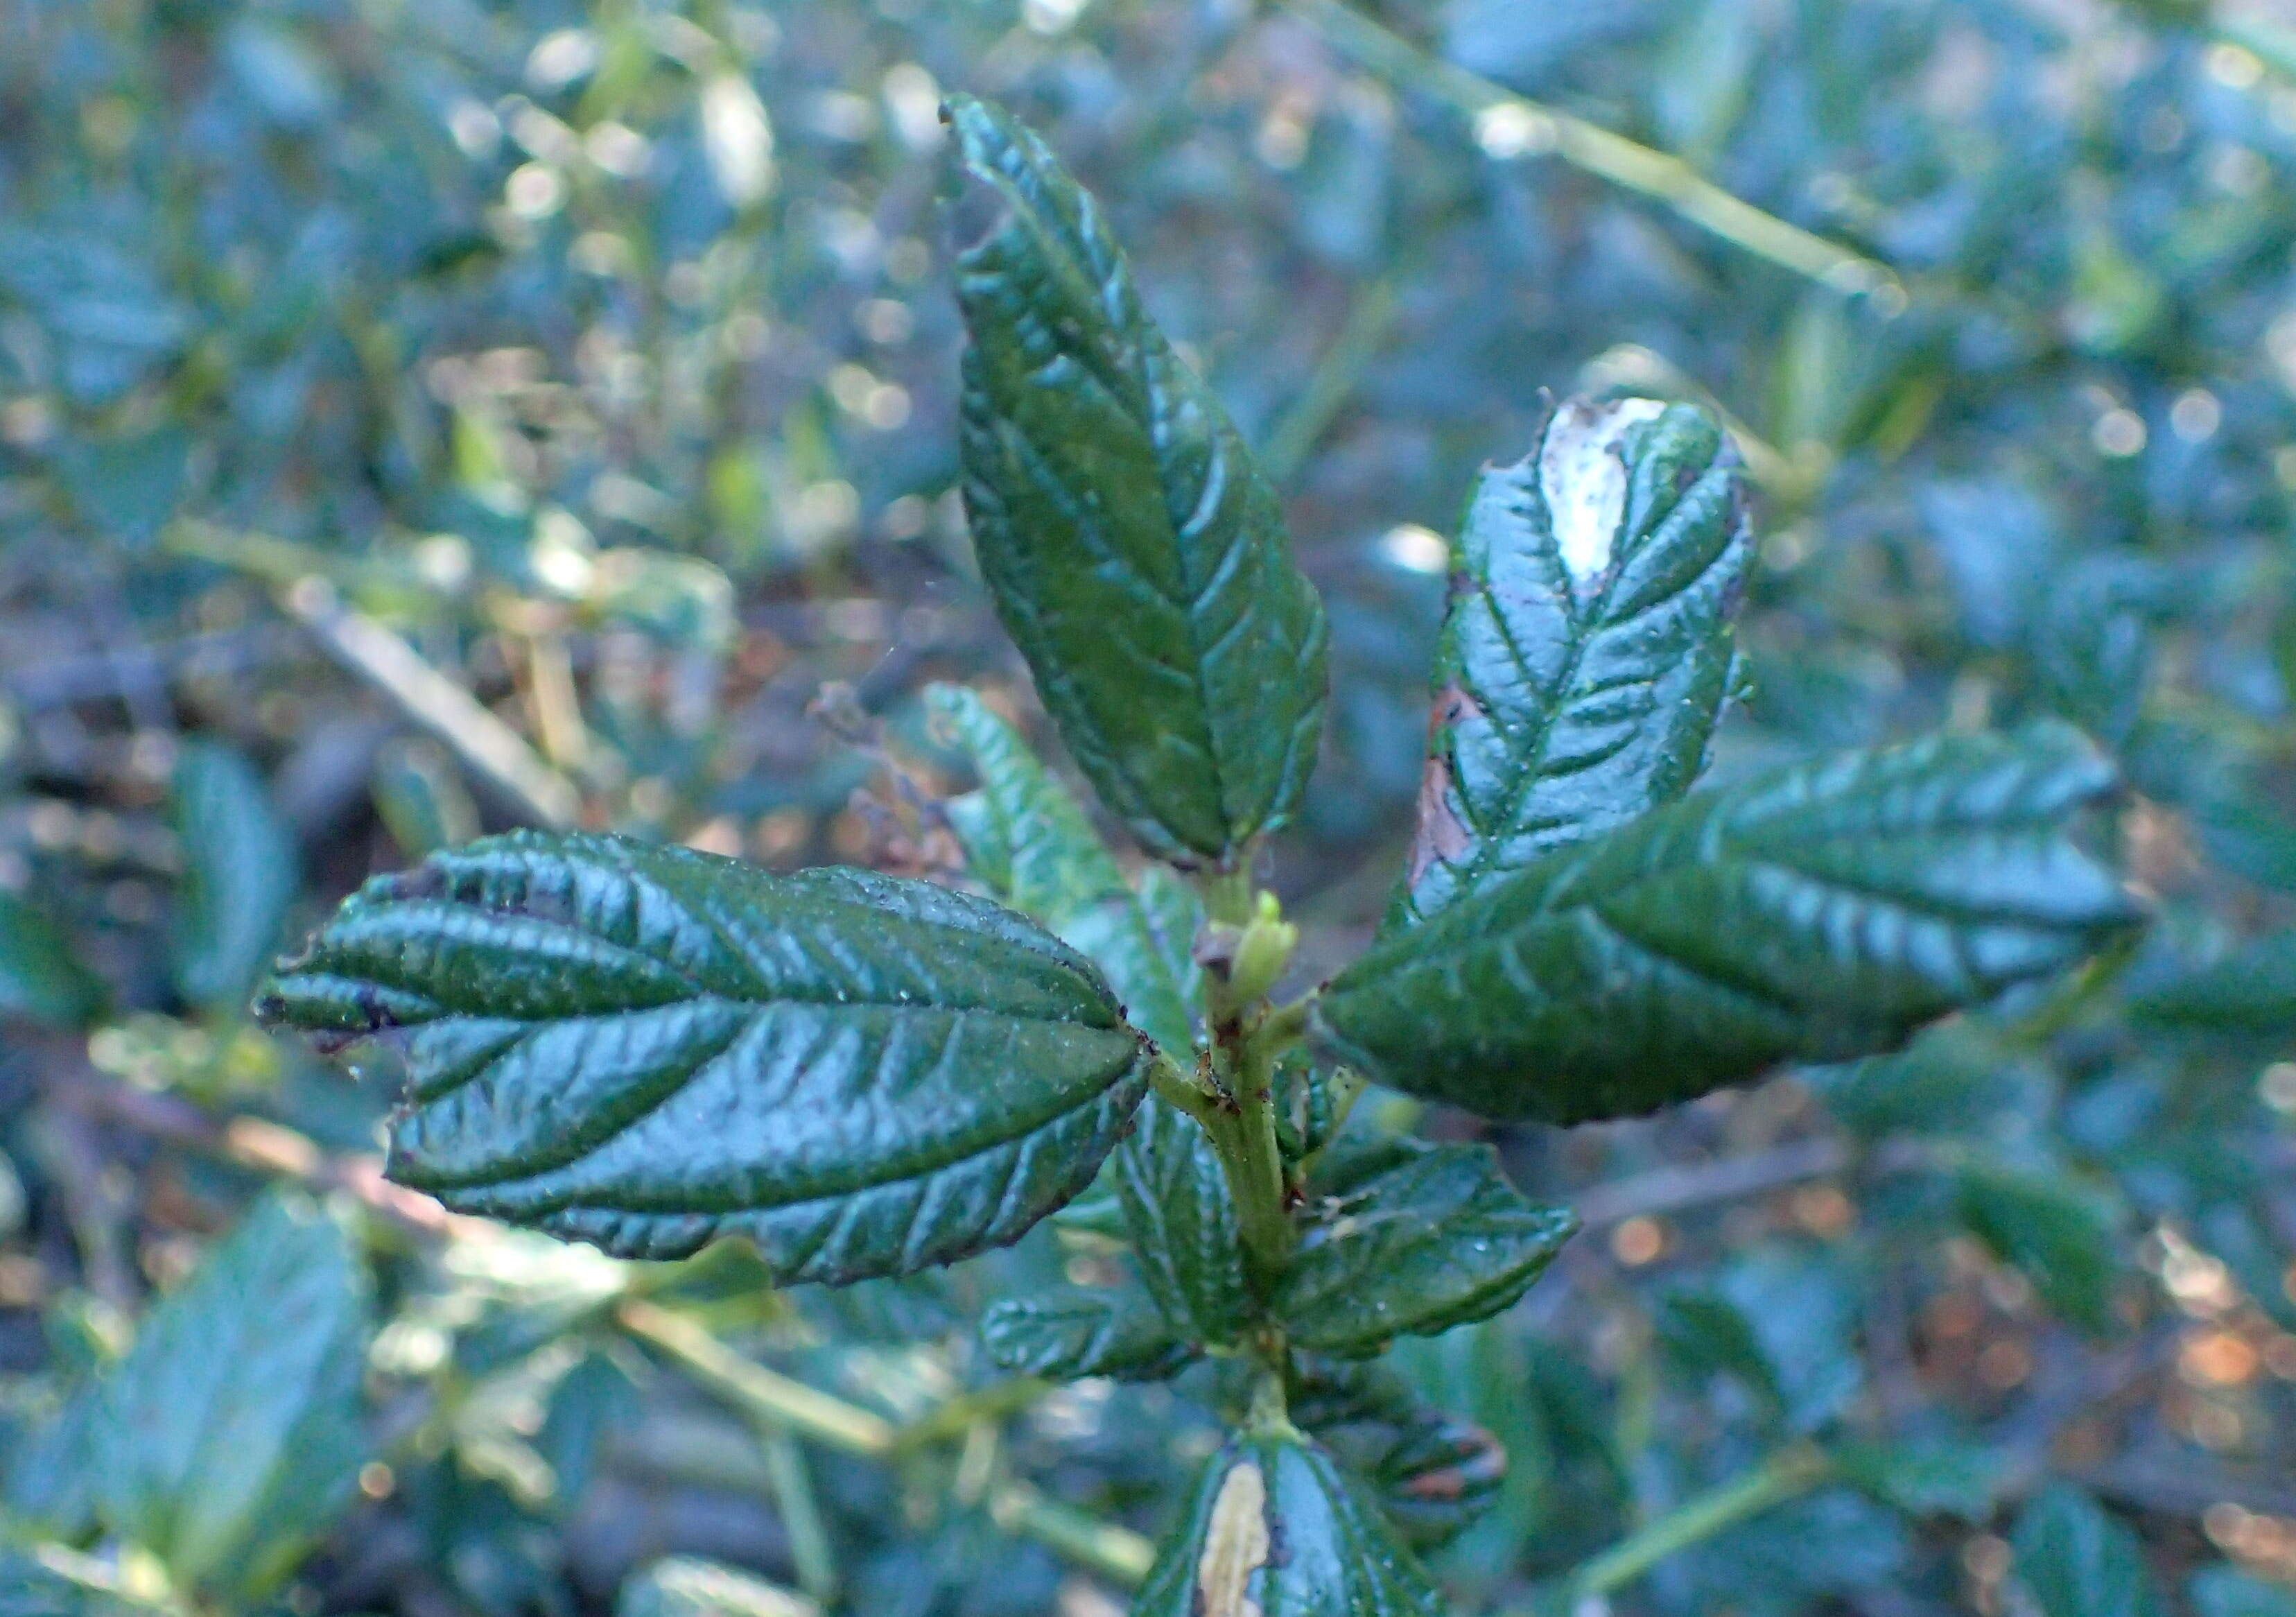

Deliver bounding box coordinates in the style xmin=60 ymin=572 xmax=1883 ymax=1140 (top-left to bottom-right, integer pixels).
xmin=1288 ymin=1357 xmax=1508 ymax=1553
xmin=1129 ymin=1430 xmax=1446 ymax=1617
xmin=95 ymin=1195 xmax=369 ymax=1603
xmin=1276 ymin=1142 xmax=1576 ymax=1355
xmin=1112 ymin=1095 xmax=1250 ymax=1350
xmin=1389 ymin=397 xmax=1753 ymax=929
xmin=254 ymin=832 xmax=1151 ymax=1277
xmin=2128 ymin=930 xmax=2296 ymax=1035
xmin=946 ymin=96 xmax=1329 ymax=866
xmin=1955 ymin=1160 xmax=2126 ymax=1334
xmin=1318 ymin=725 xmax=2139 ymax=1122
xmin=2010 ymin=1487 xmax=2163 ymax=1617
xmin=0 ymin=890 xmax=104 ymax=1029
xmin=979 ymin=1290 xmax=1197 ymax=1381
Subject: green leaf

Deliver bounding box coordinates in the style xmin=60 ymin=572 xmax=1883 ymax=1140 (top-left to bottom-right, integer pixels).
xmin=1834 ymin=1437 xmax=2011 ymax=1522
xmin=1111 ymin=1095 xmax=1249 ymax=1349
xmin=1956 ymin=1159 xmax=2125 ymax=1333
xmin=946 ymin=95 xmax=1329 ymax=865
xmin=617 ymin=1557 xmax=818 ymax=1617
xmin=1316 ymin=725 xmax=2139 ymax=1123
xmin=6 ymin=1380 xmax=105 ymax=1538
xmin=2189 ymin=1565 xmax=2296 ymax=1617
xmin=1289 ymin=1356 xmax=1508 ymax=1554
xmin=96 ymin=1193 xmax=370 ymax=1602
xmin=1389 ymin=397 xmax=1753 ymax=930
xmin=169 ymin=739 xmax=298 ymax=1014
xmin=0 ymin=890 xmax=103 ymax=1029
xmin=928 ymin=684 xmax=1203 ymax=1055
xmin=979 ymin=1288 xmax=1197 ymax=1381
xmin=0 ymin=1552 xmax=155 ymax=1617
xmin=1656 ymin=1245 xmax=1860 ymax=1435
xmin=2010 ymin=1486 xmax=2162 ymax=1617
xmin=928 ymin=682 xmax=1126 ymax=920
xmin=1129 ymin=1430 xmax=1445 ymax=1617
xmin=1275 ymin=1141 xmax=1574 ymax=1356
xmin=2128 ymin=931 xmax=2296 ymax=1036
xmin=256 ymin=832 xmax=1153 ymax=1279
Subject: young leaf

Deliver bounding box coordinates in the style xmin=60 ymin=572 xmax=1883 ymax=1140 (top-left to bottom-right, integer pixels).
xmin=1130 ymin=1430 xmax=1445 ymax=1617
xmin=2010 ymin=1486 xmax=2163 ymax=1617
xmin=2128 ymin=930 xmax=2296 ymax=1037
xmin=1316 ymin=725 xmax=2140 ymax=1124
xmin=979 ymin=1288 xmax=1197 ymax=1381
xmin=169 ymin=739 xmax=298 ymax=1014
xmin=1275 ymin=1142 xmax=1575 ymax=1356
xmin=1956 ymin=1159 xmax=2125 ymax=1334
xmin=96 ymin=1194 xmax=370 ymax=1603
xmin=1289 ymin=1356 xmax=1508 ymax=1553
xmin=0 ymin=890 xmax=104 ymax=1030
xmin=929 ymin=683 xmax=1203 ymax=1055
xmin=256 ymin=833 xmax=1153 ymax=1279
xmin=1111 ymin=1095 xmax=1249 ymax=1349
xmin=928 ymin=682 xmax=1127 ymax=919
xmin=945 ymin=95 xmax=1329 ymax=866
xmin=1389 ymin=397 xmax=1753 ymax=930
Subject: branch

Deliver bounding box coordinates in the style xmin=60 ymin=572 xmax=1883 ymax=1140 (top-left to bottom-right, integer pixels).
xmin=1278 ymin=0 xmax=1897 ymax=299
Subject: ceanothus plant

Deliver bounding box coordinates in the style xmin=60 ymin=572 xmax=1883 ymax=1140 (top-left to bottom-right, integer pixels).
xmin=257 ymin=98 xmax=2143 ymax=1615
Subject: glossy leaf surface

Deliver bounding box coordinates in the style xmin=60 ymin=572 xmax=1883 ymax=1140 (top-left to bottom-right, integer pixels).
xmin=257 ymin=832 xmax=1151 ymax=1278
xmin=980 ymin=1288 xmax=1195 ymax=1381
xmin=1276 ymin=1142 xmax=1574 ymax=1355
xmin=1389 ymin=397 xmax=1753 ymax=929
xmin=96 ymin=1195 xmax=369 ymax=1602
xmin=169 ymin=739 xmax=297 ymax=1013
xmin=1289 ymin=1356 xmax=1507 ymax=1553
xmin=1111 ymin=1093 xmax=1248 ymax=1349
xmin=947 ymin=95 xmax=1328 ymax=865
xmin=1319 ymin=725 xmax=2140 ymax=1123
xmin=1129 ymin=1430 xmax=1445 ymax=1617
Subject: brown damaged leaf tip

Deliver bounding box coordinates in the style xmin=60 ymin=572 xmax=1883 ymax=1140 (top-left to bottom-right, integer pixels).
xmin=1404 ymin=684 xmax=1478 ymax=888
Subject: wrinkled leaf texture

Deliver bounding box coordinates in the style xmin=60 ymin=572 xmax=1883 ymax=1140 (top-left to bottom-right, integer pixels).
xmin=1276 ymin=1141 xmax=1574 ymax=1355
xmin=1390 ymin=397 xmax=1752 ymax=930
xmin=947 ymin=96 xmax=1328 ymax=865
xmin=980 ymin=1289 xmax=1196 ymax=1381
xmin=1319 ymin=724 xmax=2141 ymax=1123
xmin=258 ymin=833 xmax=1151 ymax=1281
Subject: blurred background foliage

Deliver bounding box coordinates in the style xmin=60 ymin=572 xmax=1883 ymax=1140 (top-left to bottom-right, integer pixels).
xmin=5 ymin=0 xmax=2296 ymax=1613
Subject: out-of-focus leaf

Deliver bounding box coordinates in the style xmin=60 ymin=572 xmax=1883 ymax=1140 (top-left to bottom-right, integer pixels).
xmin=1657 ymin=1245 xmax=1861 ymax=1434
xmin=256 ymin=832 xmax=1151 ymax=1278
xmin=947 ymin=95 xmax=1328 ymax=865
xmin=1275 ymin=1142 xmax=1575 ymax=1356
xmin=0 ymin=890 xmax=103 ymax=1029
xmin=979 ymin=1288 xmax=1196 ymax=1381
xmin=2189 ymin=1566 xmax=2296 ymax=1617
xmin=1834 ymin=1437 xmax=2012 ymax=1521
xmin=96 ymin=1194 xmax=369 ymax=1603
xmin=1956 ymin=1159 xmax=2125 ymax=1333
xmin=2129 ymin=931 xmax=2296 ymax=1037
xmin=1319 ymin=725 xmax=2139 ymax=1123
xmin=1129 ymin=1429 xmax=1444 ymax=1617
xmin=2010 ymin=1486 xmax=2162 ymax=1617
xmin=617 ymin=1556 xmax=817 ymax=1617
xmin=1386 ymin=397 xmax=1751 ymax=930
xmin=170 ymin=740 xmax=297 ymax=1014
